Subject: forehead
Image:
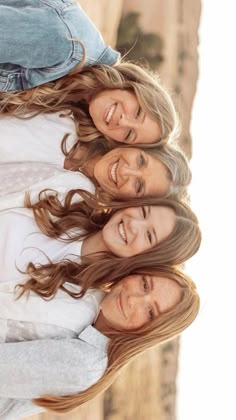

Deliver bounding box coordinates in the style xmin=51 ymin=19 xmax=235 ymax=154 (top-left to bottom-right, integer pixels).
xmin=144 ymin=154 xmax=171 ymax=195
xmin=103 ymin=89 xmax=138 ymax=102
xmin=152 ymin=275 xmax=182 ymax=312
xmin=150 ymin=206 xmax=176 ymax=241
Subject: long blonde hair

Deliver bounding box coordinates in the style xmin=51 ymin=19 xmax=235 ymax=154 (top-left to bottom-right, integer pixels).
xmin=33 ymin=266 xmax=200 ymax=413
xmin=0 ymin=62 xmax=180 ymax=145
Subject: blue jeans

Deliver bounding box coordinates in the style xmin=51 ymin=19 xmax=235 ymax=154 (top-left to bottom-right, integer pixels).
xmin=0 ymin=0 xmax=120 ymax=91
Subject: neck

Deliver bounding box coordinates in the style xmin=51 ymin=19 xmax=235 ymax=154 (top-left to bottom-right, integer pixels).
xmin=81 ymin=230 xmax=108 ymax=256
xmin=93 ymin=306 xmax=114 ymax=337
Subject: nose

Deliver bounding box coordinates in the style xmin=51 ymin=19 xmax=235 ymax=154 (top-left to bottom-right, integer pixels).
xmin=125 ymin=216 xmax=144 ymax=236
xmin=128 ymin=293 xmax=150 ymax=309
xmin=119 ymin=164 xmax=141 ymax=179
xmin=118 ymin=114 xmax=136 ymax=128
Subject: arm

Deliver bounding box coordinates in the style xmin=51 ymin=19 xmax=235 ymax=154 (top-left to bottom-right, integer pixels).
xmin=0 ymin=398 xmax=44 ymax=420
xmin=0 ymin=338 xmax=107 ymax=399
xmin=0 ymin=0 xmax=72 ymax=67
xmin=0 ymin=0 xmax=120 ymax=91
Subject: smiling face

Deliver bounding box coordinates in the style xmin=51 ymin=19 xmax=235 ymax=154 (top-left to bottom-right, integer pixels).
xmin=89 ymin=89 xmax=161 ymax=144
xmin=101 ymin=205 xmax=176 ymax=257
xmin=99 ymin=274 xmax=182 ymax=331
xmin=93 ymin=147 xmax=170 ymax=198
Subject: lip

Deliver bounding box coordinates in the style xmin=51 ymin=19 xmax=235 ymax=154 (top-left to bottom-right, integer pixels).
xmin=118 ymin=221 xmax=127 ymax=243
xmin=108 ymin=160 xmax=119 ymax=185
xmin=104 ymin=103 xmax=116 ymax=125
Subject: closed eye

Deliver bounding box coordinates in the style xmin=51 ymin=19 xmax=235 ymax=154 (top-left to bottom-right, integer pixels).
xmin=147 ymin=230 xmax=152 ymax=245
xmin=136 ymin=179 xmax=143 ymax=195
xmin=138 ymin=153 xmax=145 ymax=168
xmin=142 ymin=276 xmax=149 ymax=291
xmin=124 ymin=129 xmax=132 ymax=141
xmin=148 ymin=307 xmax=154 ymax=321
xmin=142 ymin=206 xmax=146 ymax=218
xmin=136 ymin=106 xmax=141 ymax=119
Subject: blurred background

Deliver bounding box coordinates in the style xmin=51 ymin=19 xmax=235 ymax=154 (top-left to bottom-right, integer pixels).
xmin=25 ymin=1 xmax=236 ymax=419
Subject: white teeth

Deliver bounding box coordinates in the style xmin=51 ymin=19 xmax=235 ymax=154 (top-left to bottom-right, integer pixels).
xmin=110 ymin=161 xmax=118 ymax=184
xmin=118 ymin=222 xmax=127 ymax=243
xmin=105 ymin=104 xmax=116 ymax=124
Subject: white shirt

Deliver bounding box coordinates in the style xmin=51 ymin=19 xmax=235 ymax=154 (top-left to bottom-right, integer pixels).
xmin=0 ymin=112 xmax=95 ymax=212
xmin=0 ymin=166 xmax=95 ymax=211
xmin=0 ymin=112 xmax=77 ymax=167
xmin=0 ymin=207 xmax=83 ymax=284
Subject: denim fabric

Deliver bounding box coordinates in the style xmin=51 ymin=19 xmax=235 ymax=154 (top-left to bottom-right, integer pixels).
xmin=0 ymin=0 xmax=120 ymax=91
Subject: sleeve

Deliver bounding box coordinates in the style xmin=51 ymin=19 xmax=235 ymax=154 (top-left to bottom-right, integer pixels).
xmin=0 ymin=398 xmax=44 ymax=420
xmin=0 ymin=1 xmax=120 ymax=91
xmin=0 ymin=1 xmax=72 ymax=68
xmin=0 ymin=338 xmax=107 ymax=399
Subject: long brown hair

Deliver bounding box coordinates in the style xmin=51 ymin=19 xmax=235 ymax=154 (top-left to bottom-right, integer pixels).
xmin=0 ymin=62 xmax=180 ymax=145
xmin=20 ymin=189 xmax=201 ymax=299
xmin=32 ymin=266 xmax=200 ymax=413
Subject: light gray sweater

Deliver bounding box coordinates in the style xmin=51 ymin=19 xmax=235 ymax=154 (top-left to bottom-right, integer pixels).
xmin=0 ymin=286 xmax=109 ymax=419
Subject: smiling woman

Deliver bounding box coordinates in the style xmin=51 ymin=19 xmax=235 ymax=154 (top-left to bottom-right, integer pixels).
xmin=0 ymin=62 xmax=179 ymax=146
xmin=92 ymin=146 xmax=171 ymax=198
xmin=97 ymin=274 xmax=182 ymax=331
xmin=0 ymin=265 xmax=200 ymax=419
xmin=93 ymin=205 xmax=175 ymax=258
xmin=70 ymin=142 xmax=191 ymax=200
xmin=89 ymin=89 xmax=162 ymax=144
xmin=0 ymin=114 xmax=191 ymax=200
xmin=15 ymin=188 xmax=202 ymax=299
xmin=0 ymin=1 xmax=178 ymax=146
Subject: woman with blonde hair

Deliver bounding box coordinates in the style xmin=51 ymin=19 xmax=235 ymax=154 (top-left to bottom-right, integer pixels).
xmin=0 ymin=1 xmax=179 ymax=146
xmin=0 ymin=134 xmax=191 ymax=203
xmin=0 ymin=265 xmax=200 ymax=419
xmin=0 ymin=63 xmax=180 ymax=146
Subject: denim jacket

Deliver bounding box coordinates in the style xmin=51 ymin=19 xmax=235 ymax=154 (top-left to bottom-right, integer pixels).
xmin=0 ymin=0 xmax=120 ymax=91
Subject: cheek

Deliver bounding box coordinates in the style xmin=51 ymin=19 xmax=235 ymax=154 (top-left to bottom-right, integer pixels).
xmin=102 ymin=225 xmax=111 ymax=246
xmin=132 ymin=237 xmax=147 ymax=255
xmin=127 ymin=311 xmax=145 ymax=330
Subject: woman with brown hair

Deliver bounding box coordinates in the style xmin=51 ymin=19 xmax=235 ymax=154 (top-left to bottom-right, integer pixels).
xmin=0 ymin=265 xmax=200 ymax=419
xmin=0 ymin=187 xmax=201 ymax=292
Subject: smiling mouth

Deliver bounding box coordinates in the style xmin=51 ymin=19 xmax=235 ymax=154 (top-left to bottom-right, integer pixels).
xmin=105 ymin=104 xmax=116 ymax=125
xmin=109 ymin=160 xmax=118 ymax=184
xmin=118 ymin=221 xmax=127 ymax=243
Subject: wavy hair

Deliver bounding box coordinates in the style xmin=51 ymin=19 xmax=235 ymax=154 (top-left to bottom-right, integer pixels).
xmin=32 ymin=266 xmax=200 ymax=412
xmin=0 ymin=62 xmax=180 ymax=146
xmin=20 ymin=190 xmax=201 ymax=299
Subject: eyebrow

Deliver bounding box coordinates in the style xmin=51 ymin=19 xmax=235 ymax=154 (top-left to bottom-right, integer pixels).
xmin=149 ymin=276 xmax=161 ymax=315
xmin=148 ymin=206 xmax=158 ymax=244
xmin=142 ymin=111 xmax=146 ymax=124
xmin=141 ymin=154 xmax=149 ymax=196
